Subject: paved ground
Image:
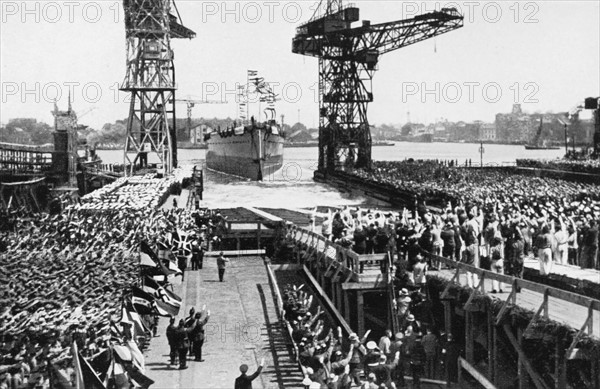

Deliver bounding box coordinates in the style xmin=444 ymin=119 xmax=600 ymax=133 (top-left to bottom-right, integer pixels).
xmin=143 ymin=256 xmax=304 ymax=389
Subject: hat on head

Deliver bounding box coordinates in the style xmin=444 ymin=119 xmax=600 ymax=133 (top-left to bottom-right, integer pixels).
xmin=366 ymin=341 xmax=377 ymax=350
xmin=395 ymin=332 xmax=404 ymax=340
xmin=400 ymin=288 xmax=409 ymax=296
xmin=407 ymin=314 xmax=415 ymax=322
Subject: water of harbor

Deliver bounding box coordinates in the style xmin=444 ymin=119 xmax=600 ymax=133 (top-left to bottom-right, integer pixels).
xmin=97 ymin=142 xmax=564 ymax=209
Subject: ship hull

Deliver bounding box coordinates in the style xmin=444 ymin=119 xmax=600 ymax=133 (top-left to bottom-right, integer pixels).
xmin=206 ymin=128 xmax=284 ymax=180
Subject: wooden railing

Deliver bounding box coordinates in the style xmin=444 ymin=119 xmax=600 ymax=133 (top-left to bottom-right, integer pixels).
xmin=429 ymin=252 xmax=599 ymax=347
xmin=0 ymin=143 xmax=53 ymax=174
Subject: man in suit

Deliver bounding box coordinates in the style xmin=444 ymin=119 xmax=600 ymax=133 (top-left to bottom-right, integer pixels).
xmin=191 ymin=309 xmax=210 ymax=361
xmin=166 ymin=317 xmax=177 ymax=365
xmin=173 ymin=318 xmax=196 ymax=369
xmin=234 ymin=358 xmax=265 ymax=389
xmin=217 ymin=252 xmax=229 ymax=282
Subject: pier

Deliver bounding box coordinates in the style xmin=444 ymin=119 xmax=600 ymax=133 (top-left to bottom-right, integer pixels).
xmin=280 ymin=221 xmax=600 ymax=388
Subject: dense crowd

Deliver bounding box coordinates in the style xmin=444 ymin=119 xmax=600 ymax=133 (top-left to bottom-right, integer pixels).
xmin=0 ymin=166 xmax=226 ymax=389
xmin=282 ymin=284 xmax=456 ymax=388
xmin=517 ymin=158 xmax=600 ymax=175
xmin=341 ymin=161 xmax=599 ymax=274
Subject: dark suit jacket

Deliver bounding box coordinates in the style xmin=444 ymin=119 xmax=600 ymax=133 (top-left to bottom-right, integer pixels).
xmin=234 ymin=366 xmax=263 ymax=389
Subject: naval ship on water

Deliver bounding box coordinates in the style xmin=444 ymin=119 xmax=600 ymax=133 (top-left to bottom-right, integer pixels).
xmin=205 ymin=70 xmax=284 ymax=180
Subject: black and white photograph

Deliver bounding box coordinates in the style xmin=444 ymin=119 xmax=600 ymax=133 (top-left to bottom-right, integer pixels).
xmin=1 ymin=1 xmax=599 ymax=388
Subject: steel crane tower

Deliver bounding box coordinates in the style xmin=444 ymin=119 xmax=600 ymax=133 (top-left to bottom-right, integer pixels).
xmin=175 ymin=99 xmax=226 ymax=138
xmin=121 ymin=0 xmax=195 ymax=175
xmin=293 ymin=1 xmax=464 ymax=172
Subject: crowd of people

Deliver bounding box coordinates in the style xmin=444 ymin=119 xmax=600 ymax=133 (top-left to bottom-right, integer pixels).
xmin=282 ymin=284 xmax=456 ymax=388
xmin=517 ymin=157 xmax=600 ymax=175
xmin=340 ymin=160 xmax=599 ymax=274
xmin=0 ymin=165 xmax=228 ymax=389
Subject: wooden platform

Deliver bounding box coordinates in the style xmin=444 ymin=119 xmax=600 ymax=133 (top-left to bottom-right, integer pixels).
xmin=142 ymin=257 xmax=304 ymax=389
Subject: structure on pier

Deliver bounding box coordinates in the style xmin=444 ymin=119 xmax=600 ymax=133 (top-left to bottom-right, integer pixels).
xmin=51 ymin=98 xmax=80 ymax=187
xmin=281 ymin=224 xmax=600 ymax=388
xmin=293 ymin=0 xmax=463 ymax=172
xmin=121 ymin=0 xmax=196 ymax=175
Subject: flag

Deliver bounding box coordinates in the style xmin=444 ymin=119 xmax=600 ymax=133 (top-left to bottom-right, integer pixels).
xmin=141 ymin=276 xmax=159 ymax=295
xmin=131 ymin=287 xmax=154 ymax=315
xmin=121 ymin=300 xmax=149 ymax=339
xmin=128 ymin=366 xmax=154 ymax=389
xmin=153 ymin=299 xmax=179 ymax=317
xmin=139 ymin=251 xmax=155 ymax=267
xmin=126 ymin=340 xmax=145 ymax=372
xmin=140 ymin=241 xmax=175 ymax=276
xmin=143 ymin=277 xmax=181 ymax=317
xmin=143 ymin=276 xmax=182 ymax=307
xmin=90 ymin=349 xmax=112 ymax=384
xmin=110 ymin=360 xmax=130 ymax=389
xmin=156 ymin=242 xmax=182 ymax=276
xmin=73 ymin=341 xmax=106 ymax=389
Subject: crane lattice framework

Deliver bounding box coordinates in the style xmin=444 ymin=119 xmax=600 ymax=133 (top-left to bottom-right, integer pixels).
xmin=121 ymin=0 xmax=195 ymax=175
xmin=293 ymin=1 xmax=464 ymax=172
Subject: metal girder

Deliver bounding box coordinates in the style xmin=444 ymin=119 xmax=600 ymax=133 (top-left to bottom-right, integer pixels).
xmin=293 ymin=3 xmax=463 ymax=173
xmin=121 ymin=0 xmax=195 ymax=175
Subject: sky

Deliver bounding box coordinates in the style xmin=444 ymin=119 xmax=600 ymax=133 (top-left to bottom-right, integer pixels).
xmin=1 ymin=0 xmax=599 ymax=130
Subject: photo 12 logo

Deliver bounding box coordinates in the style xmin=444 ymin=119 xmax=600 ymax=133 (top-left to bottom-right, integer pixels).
xmin=0 ymin=81 xmax=138 ymax=105
xmin=401 ymin=1 xmax=540 ymax=24
xmin=200 ymin=1 xmax=304 ymax=24
xmin=401 ymin=81 xmax=540 ymax=104
xmin=1 ymin=1 xmax=124 ymax=24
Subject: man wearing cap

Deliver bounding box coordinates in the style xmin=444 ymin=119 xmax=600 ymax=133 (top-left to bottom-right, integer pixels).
xmin=191 ymin=241 xmax=202 ymax=270
xmin=370 ymin=351 xmax=400 ymax=388
xmin=364 ymin=340 xmax=382 ymax=376
xmin=234 ymin=357 xmax=265 ymax=389
xmin=217 ymin=252 xmax=229 ymax=282
xmin=389 ymin=333 xmax=406 ymax=388
xmin=408 ymin=334 xmax=426 ymax=389
xmin=191 ymin=309 xmax=210 ymax=362
xmin=348 ymin=331 xmax=369 ymax=386
xmin=395 ymin=289 xmax=411 ymax=325
xmin=166 ymin=317 xmax=177 ymax=365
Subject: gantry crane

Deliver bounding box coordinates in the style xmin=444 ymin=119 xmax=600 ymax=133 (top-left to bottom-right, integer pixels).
xmin=121 ymin=0 xmax=195 ymax=175
xmin=175 ymin=99 xmax=227 ymax=138
xmin=293 ymin=0 xmax=464 ymax=172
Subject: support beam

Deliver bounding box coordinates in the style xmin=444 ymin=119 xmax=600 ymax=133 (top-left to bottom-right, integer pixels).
xmin=524 ymin=289 xmax=550 ymax=335
xmin=503 ymin=324 xmax=550 ymax=389
xmin=344 ymin=289 xmax=351 ymax=325
xmin=495 ymin=280 xmax=518 ymax=326
xmin=357 ymin=291 xmax=365 ymax=337
xmin=302 ymin=265 xmax=353 ymax=335
xmin=487 ymin=301 xmax=494 ymax=380
xmin=465 ymin=310 xmax=473 ymax=362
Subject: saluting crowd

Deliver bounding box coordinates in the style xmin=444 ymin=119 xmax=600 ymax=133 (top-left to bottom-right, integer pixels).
xmin=316 ymin=161 xmax=600 ymax=278
xmin=0 ymin=165 xmax=231 ymax=389
xmin=283 ymin=284 xmax=453 ymax=389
